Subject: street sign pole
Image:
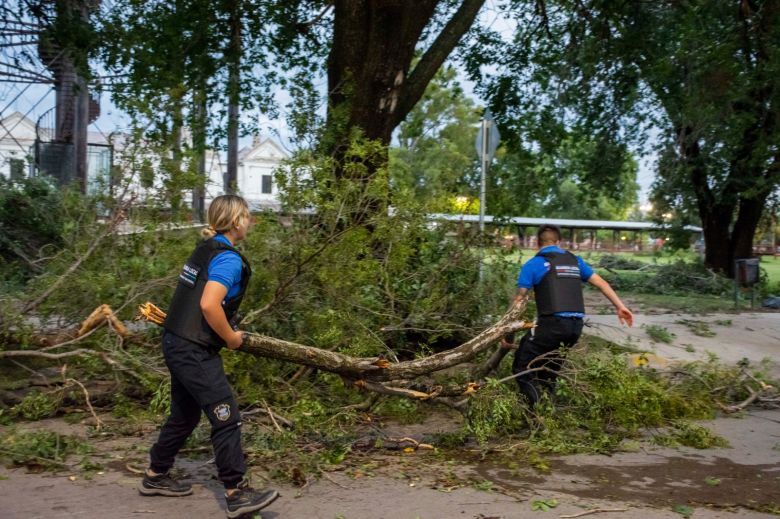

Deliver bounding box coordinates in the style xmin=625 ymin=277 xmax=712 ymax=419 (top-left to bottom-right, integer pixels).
xmin=475 ymin=110 xmax=500 ymax=282
xmin=479 ymin=117 xmax=488 ymax=234
xmin=475 ymin=109 xmax=500 ymax=233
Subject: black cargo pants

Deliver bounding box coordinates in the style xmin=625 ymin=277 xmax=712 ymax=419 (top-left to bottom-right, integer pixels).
xmin=511 ymin=315 xmax=583 ymax=406
xmin=149 ymin=331 xmax=245 ymax=489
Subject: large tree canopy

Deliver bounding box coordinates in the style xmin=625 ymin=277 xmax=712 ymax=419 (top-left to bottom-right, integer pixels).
xmin=466 ymin=0 xmax=780 ymax=274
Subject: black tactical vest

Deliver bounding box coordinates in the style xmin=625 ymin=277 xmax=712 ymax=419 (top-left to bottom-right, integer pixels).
xmin=533 ymin=251 xmax=585 ymax=316
xmin=164 ymin=238 xmax=251 ymax=349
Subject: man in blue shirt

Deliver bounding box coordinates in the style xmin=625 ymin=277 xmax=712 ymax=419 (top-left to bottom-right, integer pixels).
xmin=502 ymin=224 xmax=633 ymax=405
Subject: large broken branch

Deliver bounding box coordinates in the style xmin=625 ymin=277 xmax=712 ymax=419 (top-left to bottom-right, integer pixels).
xmin=77 ymin=304 xmax=130 ymax=337
xmin=137 ymin=299 xmax=528 ymax=381
xmin=237 ymin=299 xmax=526 ymax=381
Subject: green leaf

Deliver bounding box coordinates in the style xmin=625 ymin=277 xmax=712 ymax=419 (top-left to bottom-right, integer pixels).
xmin=704 ymin=476 xmax=720 ymax=486
xmin=672 ymin=504 xmax=694 ymax=517
xmin=531 ymin=499 xmax=559 ymax=512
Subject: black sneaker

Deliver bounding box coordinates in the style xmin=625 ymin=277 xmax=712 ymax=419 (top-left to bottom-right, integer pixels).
xmin=138 ymin=470 xmax=193 ymax=497
xmin=225 ymin=481 xmax=279 ymax=518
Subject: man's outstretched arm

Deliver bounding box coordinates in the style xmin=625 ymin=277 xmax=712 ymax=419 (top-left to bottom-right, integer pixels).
xmin=587 ymin=273 xmax=634 ymax=326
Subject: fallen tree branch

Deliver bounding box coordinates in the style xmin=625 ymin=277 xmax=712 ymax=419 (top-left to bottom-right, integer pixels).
xmin=63 ymin=376 xmax=104 ymax=431
xmin=0 ymin=348 xmax=100 ymax=360
xmin=350 ymin=379 xmax=443 ymax=400
xmin=560 ymin=508 xmax=628 ymax=518
xmin=40 ymin=327 xmax=99 ymax=352
xmin=726 ymin=390 xmax=760 ymax=412
xmin=137 ymin=299 xmax=529 ymax=383
xmin=240 ymin=299 xmax=529 ymax=382
xmin=261 ymin=399 xmax=284 ymax=432
xmin=77 ymin=304 xmax=130 ymax=337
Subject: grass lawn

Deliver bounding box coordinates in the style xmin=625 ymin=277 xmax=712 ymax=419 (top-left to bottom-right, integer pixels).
xmin=501 ymin=248 xmax=696 ymax=266
xmin=759 ymin=255 xmax=780 ymax=288
xmin=493 ymin=249 xmax=780 ymax=310
xmin=500 ymin=249 xmax=780 ymax=288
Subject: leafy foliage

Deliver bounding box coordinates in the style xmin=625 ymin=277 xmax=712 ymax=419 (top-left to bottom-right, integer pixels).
xmin=0 ymin=177 xmax=66 ymax=285
xmin=12 ymin=391 xmax=60 ymax=421
xmin=462 ymin=339 xmax=760 ymax=455
xmin=644 ymin=324 xmax=675 ymax=344
xmin=0 ymin=429 xmax=92 ymax=470
xmin=465 ymin=0 xmax=780 ymax=273
xmin=599 ymin=261 xmax=733 ymax=296
xmin=466 ymin=382 xmax=529 ymax=444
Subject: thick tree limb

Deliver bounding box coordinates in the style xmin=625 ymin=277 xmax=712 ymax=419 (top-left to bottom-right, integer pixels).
xmin=396 ymin=0 xmax=486 ymax=127
xmin=240 ymin=298 xmax=528 ymax=382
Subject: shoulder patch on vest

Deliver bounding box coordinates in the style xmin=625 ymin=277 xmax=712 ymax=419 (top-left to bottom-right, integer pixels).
xmin=213 ymin=403 xmax=231 ymax=421
xmin=178 ymin=263 xmax=200 ymax=287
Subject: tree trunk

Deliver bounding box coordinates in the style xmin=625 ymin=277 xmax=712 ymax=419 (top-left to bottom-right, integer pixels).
xmin=325 ymin=0 xmax=485 ymax=188
xmin=191 ymin=76 xmax=208 ymax=221
xmin=225 ymin=0 xmax=241 ymax=194
xmin=169 ymin=95 xmax=184 ymax=212
xmin=731 ymin=191 xmax=771 ymax=263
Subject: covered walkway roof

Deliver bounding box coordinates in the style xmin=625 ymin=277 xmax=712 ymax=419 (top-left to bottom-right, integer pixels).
xmin=427 ymin=214 xmax=702 ymax=233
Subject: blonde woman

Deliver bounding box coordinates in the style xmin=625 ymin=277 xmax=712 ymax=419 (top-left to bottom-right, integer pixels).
xmin=139 ymin=195 xmax=279 ymax=518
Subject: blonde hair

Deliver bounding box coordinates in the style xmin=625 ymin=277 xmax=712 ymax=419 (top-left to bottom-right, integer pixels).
xmin=201 ymin=195 xmax=250 ymax=238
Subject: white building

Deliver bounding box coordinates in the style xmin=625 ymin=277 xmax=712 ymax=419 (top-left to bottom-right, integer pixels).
xmin=0 ymin=112 xmax=289 ymax=209
xmin=0 ymin=111 xmax=37 ymax=180
xmin=225 ymin=135 xmax=289 ymax=211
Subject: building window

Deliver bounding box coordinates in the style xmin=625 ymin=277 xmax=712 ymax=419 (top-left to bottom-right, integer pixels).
xmin=9 ymin=158 xmax=24 ymax=180
xmin=261 ymin=174 xmax=272 ymax=194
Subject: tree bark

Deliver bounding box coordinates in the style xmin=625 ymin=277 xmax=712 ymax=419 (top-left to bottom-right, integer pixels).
xmin=192 ymin=77 xmax=208 ymax=222
xmin=325 ymin=0 xmax=485 ymax=179
xmin=225 ymin=0 xmax=241 ymax=194
xmin=731 ymin=190 xmax=772 ymax=263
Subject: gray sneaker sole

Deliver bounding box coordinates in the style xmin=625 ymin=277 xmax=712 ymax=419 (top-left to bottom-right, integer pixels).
xmin=226 ymin=490 xmax=279 ymax=518
xmin=138 ymin=483 xmax=193 ymax=497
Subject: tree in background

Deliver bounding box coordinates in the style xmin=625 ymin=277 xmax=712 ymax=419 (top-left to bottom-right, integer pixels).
xmin=389 ymin=65 xmax=481 ymax=212
xmin=267 ymin=0 xmax=487 ymax=224
xmin=488 ymin=131 xmax=639 ymax=220
xmin=97 ymin=0 xmax=276 ymax=206
xmin=466 ymin=0 xmax=780 ymax=275
xmin=389 ymin=64 xmax=639 ymax=219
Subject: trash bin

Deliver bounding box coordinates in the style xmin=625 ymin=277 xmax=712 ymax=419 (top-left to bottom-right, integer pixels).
xmin=734 ymin=258 xmax=760 ymax=287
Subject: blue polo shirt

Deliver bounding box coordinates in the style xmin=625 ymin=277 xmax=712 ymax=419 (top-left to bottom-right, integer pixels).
xmin=517 ymin=245 xmax=594 ymax=318
xmin=207 ymin=234 xmax=243 ymax=300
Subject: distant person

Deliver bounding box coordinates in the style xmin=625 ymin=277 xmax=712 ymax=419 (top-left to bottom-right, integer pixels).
xmin=502 ymin=224 xmax=633 ymax=405
xmin=140 ymin=195 xmax=279 ymax=518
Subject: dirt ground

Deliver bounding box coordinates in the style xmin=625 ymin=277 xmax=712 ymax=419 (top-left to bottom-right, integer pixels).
xmin=1 ymin=408 xmax=779 ymax=519
xmin=584 ymin=301 xmax=780 ymax=368
xmin=2 ymin=305 xmax=779 ymax=519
